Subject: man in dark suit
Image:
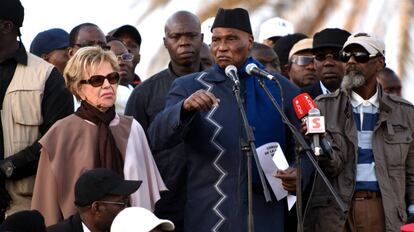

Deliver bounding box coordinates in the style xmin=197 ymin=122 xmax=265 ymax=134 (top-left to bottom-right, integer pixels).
xmin=47 ymin=169 xmax=141 ymax=232
xmin=301 ymin=28 xmax=350 ymax=99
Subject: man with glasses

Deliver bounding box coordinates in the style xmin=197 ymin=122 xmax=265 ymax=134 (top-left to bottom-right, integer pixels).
xmin=304 ymin=33 xmax=414 ymax=231
xmin=107 ymin=37 xmax=135 ymax=114
xmin=67 ymin=22 xmax=109 ymax=110
xmin=0 ymin=0 xmax=73 ymax=220
xmin=287 ymin=38 xmax=317 ymax=88
xmin=301 ymin=28 xmax=350 ymax=99
xmin=47 ymin=168 xmax=141 ymax=232
xmin=68 ymin=23 xmax=110 ymax=58
xmin=108 ymin=25 xmax=142 ymax=86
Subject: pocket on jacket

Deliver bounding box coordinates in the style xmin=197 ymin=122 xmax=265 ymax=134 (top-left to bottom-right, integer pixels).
xmin=11 ymin=90 xmax=43 ymax=126
xmin=384 ymin=124 xmax=412 ymax=167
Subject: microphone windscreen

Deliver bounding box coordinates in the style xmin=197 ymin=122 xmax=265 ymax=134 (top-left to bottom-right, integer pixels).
xmin=292 ymin=93 xmax=316 ymax=119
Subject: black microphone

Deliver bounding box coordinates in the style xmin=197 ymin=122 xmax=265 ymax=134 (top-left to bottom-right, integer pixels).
xmin=225 ymin=65 xmax=240 ymax=86
xmin=245 ymin=63 xmax=275 ymax=81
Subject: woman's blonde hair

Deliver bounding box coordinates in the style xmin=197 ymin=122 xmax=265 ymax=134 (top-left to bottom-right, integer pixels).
xmin=63 ymin=46 xmax=119 ymax=101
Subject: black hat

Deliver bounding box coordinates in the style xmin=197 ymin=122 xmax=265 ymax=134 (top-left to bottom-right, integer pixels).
xmin=211 ymin=8 xmax=252 ymax=34
xmin=0 ymin=0 xmax=24 ymax=27
xmin=312 ymin=28 xmax=351 ymax=51
xmin=273 ymin=33 xmax=308 ymax=66
xmin=108 ymin=25 xmax=142 ymax=46
xmin=0 ymin=210 xmax=46 ymax=232
xmin=74 ymin=168 xmax=142 ymax=207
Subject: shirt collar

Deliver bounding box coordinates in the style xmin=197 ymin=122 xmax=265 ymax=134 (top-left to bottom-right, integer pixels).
xmin=350 ymin=88 xmax=379 ymax=108
xmin=319 ymin=81 xmax=331 ymax=95
xmin=81 ymin=221 xmax=92 ymax=232
xmin=1 ymin=42 xmax=28 ymax=65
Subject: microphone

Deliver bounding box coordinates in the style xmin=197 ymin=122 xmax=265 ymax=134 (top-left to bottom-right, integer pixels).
xmin=225 ymin=65 xmax=240 ymax=86
xmin=292 ymin=93 xmax=330 ymax=157
xmin=245 ymin=63 xmax=275 ymax=81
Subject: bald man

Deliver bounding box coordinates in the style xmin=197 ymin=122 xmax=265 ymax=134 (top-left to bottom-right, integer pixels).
xmin=125 ymin=11 xmax=206 ymax=231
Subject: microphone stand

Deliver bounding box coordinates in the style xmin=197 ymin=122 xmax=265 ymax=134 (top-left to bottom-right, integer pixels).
xmin=255 ymin=78 xmax=347 ymax=232
xmin=231 ymin=79 xmax=272 ymax=232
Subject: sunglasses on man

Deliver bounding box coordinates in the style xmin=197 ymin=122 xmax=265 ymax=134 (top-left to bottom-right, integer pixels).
xmin=290 ymin=55 xmax=314 ymax=66
xmin=80 ymin=72 xmax=120 ymax=87
xmin=314 ymin=52 xmax=342 ymax=62
xmin=117 ymin=53 xmax=134 ymax=62
xmin=339 ymin=51 xmax=378 ymax=63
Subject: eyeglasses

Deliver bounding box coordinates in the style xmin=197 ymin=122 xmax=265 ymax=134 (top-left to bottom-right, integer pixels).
xmin=117 ymin=53 xmax=134 ymax=62
xmin=290 ymin=55 xmax=314 ymax=66
xmin=340 ymin=51 xmax=378 ymax=63
xmin=96 ymin=199 xmax=129 ymax=208
xmin=80 ymin=72 xmax=120 ymax=87
xmin=314 ymin=52 xmax=341 ymax=62
xmin=74 ymin=42 xmax=111 ymax=51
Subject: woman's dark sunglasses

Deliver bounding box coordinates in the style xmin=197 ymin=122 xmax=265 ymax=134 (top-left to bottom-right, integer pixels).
xmin=340 ymin=51 xmax=377 ymax=63
xmin=80 ymin=72 xmax=120 ymax=87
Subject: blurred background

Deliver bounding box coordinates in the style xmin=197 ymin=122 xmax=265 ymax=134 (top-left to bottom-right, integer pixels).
xmin=20 ymin=0 xmax=414 ymax=102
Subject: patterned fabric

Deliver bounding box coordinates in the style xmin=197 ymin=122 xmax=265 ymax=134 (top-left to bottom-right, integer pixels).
xmin=351 ymin=91 xmax=380 ymax=191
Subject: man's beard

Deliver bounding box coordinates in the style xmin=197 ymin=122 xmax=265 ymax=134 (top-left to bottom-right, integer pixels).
xmin=341 ymin=69 xmax=366 ymax=93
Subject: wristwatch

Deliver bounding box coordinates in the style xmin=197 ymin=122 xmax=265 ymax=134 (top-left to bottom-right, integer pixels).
xmin=0 ymin=160 xmax=15 ymax=178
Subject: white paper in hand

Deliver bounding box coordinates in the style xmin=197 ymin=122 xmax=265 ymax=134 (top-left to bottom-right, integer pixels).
xmin=256 ymin=142 xmax=288 ymax=201
xmin=272 ymin=143 xmax=297 ymax=211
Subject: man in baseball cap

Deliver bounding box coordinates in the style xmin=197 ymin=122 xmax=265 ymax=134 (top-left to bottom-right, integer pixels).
xmin=287 ymin=38 xmax=318 ymax=88
xmin=258 ymin=17 xmax=294 ymax=48
xmin=47 ymin=168 xmax=141 ymax=232
xmin=30 ymin=28 xmax=70 ymax=74
xmin=108 ymin=25 xmax=142 ymax=86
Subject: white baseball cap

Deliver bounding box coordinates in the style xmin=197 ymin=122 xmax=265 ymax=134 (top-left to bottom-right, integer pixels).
xmin=201 ymin=17 xmax=215 ymax=45
xmin=110 ymin=207 xmax=175 ymax=232
xmin=289 ymin=38 xmax=313 ymax=60
xmin=343 ymin=32 xmax=385 ymax=56
xmin=258 ymin=17 xmax=294 ymax=42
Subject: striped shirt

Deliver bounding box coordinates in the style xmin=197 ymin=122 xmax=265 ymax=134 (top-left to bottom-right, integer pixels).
xmin=350 ymin=90 xmax=380 ymax=192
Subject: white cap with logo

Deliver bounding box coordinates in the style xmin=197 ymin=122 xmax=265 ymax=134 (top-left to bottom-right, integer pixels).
xmin=343 ymin=32 xmax=385 ymax=56
xmin=110 ymin=207 xmax=175 ymax=232
xmin=258 ymin=17 xmax=294 ymax=42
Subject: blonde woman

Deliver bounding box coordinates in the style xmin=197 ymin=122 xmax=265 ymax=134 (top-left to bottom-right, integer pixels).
xmin=31 ymin=46 xmax=166 ymax=226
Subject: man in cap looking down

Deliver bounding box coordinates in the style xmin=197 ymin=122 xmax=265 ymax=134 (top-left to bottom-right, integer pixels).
xmin=47 ymin=168 xmax=142 ymax=232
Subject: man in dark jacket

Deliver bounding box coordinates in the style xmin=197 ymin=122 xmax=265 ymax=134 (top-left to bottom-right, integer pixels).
xmin=148 ymin=8 xmax=308 ymax=232
xmin=301 ymin=28 xmax=350 ymax=99
xmin=304 ymin=33 xmax=414 ymax=232
xmin=124 ymin=11 xmax=205 ymax=232
xmin=47 ymin=168 xmax=141 ymax=232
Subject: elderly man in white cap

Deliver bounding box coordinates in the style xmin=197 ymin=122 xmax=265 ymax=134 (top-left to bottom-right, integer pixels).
xmin=303 ymin=32 xmax=414 ymax=232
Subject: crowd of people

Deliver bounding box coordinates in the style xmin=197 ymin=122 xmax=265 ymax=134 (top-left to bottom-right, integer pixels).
xmin=0 ymin=0 xmax=412 ymax=232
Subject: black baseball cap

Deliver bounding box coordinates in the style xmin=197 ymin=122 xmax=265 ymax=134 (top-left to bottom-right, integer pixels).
xmin=312 ymin=28 xmax=351 ymax=51
xmin=74 ymin=168 xmax=142 ymax=207
xmin=108 ymin=25 xmax=142 ymax=46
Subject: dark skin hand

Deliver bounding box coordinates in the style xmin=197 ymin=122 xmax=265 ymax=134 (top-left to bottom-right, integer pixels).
xmin=182 ymin=89 xmax=220 ymax=113
xmin=274 ymin=167 xmax=297 ymax=193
